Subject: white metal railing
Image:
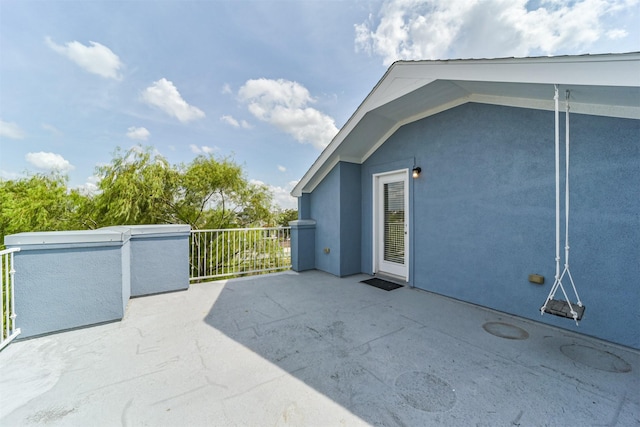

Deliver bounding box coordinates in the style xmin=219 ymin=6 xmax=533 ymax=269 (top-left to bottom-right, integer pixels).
xmin=1 ymin=247 xmax=20 ymax=351
xmin=190 ymin=227 xmax=291 ymax=282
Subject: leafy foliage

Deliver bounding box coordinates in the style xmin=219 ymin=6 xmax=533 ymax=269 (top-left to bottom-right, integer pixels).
xmin=275 ymin=208 xmax=298 ymax=227
xmin=0 ymin=173 xmax=89 ymax=244
xmin=1 ymin=146 xmax=293 ymax=246
xmin=92 ymin=146 xmax=275 ymax=229
xmin=174 ymin=153 xmax=273 ymax=228
xmin=93 ymin=146 xmax=178 ymax=226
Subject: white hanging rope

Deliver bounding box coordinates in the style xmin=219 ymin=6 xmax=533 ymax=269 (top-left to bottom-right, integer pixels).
xmin=563 ymin=90 xmax=582 ymax=308
xmin=541 ymin=86 xmax=583 ymax=325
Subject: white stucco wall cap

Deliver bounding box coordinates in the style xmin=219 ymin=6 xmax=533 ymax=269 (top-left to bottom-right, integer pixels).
xmin=112 ymin=224 xmax=191 ymax=236
xmin=291 ymin=52 xmax=640 ymax=198
xmin=4 ymin=229 xmax=130 ymax=246
xmin=289 ymin=219 xmax=317 ymax=228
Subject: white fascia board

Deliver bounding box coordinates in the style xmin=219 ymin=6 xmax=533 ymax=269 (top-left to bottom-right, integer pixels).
xmin=291 ymin=110 xmax=372 ymax=196
xmin=299 ymin=95 xmax=474 ymax=195
xmin=471 ymin=93 xmax=640 ymax=119
xmin=361 ymin=96 xmax=471 ymax=163
xmin=367 ymin=77 xmax=439 ymax=110
xmin=567 ymin=103 xmax=640 ymax=119
xmin=291 ymin=63 xmax=405 ymax=197
xmin=291 ymin=138 xmax=344 ymax=197
xmin=296 ymin=90 xmax=639 ymax=196
xmin=337 ymin=156 xmax=362 ymax=164
xmin=392 ymin=54 xmax=640 ymax=87
xmin=299 ymin=157 xmax=341 ymax=195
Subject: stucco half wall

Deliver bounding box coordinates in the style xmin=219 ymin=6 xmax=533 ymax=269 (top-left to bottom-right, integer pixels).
xmin=297 ymin=102 xmax=639 ymax=349
xmin=297 ymin=161 xmax=361 ymax=277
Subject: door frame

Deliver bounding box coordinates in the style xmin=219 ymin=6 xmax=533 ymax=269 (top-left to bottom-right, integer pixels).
xmin=372 ymin=169 xmax=409 ymax=281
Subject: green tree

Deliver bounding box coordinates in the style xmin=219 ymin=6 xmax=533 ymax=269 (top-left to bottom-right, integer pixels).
xmin=92 ymin=146 xmax=178 ymax=227
xmin=92 ymin=146 xmax=274 ymax=229
xmin=275 ymin=208 xmax=298 ymax=227
xmin=0 ymin=173 xmax=90 ymax=246
xmin=0 ymin=146 xmax=279 ymax=246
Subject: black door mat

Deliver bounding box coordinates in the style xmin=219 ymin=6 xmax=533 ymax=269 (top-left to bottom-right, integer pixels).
xmin=360 ymin=278 xmax=403 ymax=291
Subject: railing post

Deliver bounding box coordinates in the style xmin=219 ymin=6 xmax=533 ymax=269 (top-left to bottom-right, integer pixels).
xmin=1 ymin=247 xmax=21 ymax=351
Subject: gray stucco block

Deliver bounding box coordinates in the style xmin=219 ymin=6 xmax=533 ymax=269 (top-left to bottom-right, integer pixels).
xmin=290 ymin=220 xmax=316 ymax=272
xmin=121 ymin=225 xmax=191 ymax=297
xmin=5 ymin=230 xmax=130 ymax=338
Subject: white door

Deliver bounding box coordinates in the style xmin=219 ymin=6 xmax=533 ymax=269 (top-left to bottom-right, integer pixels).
xmin=374 ymin=170 xmax=409 ymax=280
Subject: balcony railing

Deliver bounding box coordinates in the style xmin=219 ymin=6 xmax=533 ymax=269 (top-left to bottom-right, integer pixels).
xmin=0 ymin=248 xmax=20 ymax=351
xmin=0 ymin=227 xmax=292 ymax=348
xmin=190 ymin=227 xmax=291 ymax=282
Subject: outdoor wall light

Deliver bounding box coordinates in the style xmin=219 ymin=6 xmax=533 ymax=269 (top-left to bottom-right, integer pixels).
xmin=412 ymin=167 xmax=422 ymax=179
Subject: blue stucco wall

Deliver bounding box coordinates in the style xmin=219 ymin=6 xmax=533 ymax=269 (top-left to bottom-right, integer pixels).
xmin=290 ymin=220 xmax=316 ymax=271
xmin=298 ymin=193 xmax=312 ymax=220
xmin=101 ymin=225 xmax=190 ymax=297
xmin=128 ymin=234 xmax=189 ymax=297
xmin=307 ymin=162 xmax=362 ymax=277
xmin=362 ymin=102 xmax=640 ymax=349
xmin=311 ymin=164 xmax=341 ymax=275
xmin=11 ymin=243 xmax=127 ymax=338
xmin=5 ymin=225 xmax=193 ymax=338
xmin=339 ymin=162 xmax=362 ymax=276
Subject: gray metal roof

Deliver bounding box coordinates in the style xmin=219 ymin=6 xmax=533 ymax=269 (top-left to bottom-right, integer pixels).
xmin=292 ymin=52 xmax=640 ymax=197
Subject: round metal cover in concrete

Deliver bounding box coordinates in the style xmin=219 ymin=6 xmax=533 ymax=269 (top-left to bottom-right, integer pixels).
xmin=395 ymin=371 xmax=456 ymax=412
xmin=482 ymin=322 xmax=529 ymax=340
xmin=560 ymin=344 xmax=632 ymax=373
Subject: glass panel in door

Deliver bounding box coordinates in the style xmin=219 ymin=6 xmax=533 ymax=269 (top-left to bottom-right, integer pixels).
xmin=384 ymin=181 xmax=405 ymax=265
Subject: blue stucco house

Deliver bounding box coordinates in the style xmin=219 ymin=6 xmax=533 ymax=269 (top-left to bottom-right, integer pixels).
xmin=290 ymin=53 xmax=640 ymax=349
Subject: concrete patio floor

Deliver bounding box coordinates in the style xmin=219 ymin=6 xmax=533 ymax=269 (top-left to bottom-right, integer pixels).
xmin=1 ymin=270 xmax=638 ymax=426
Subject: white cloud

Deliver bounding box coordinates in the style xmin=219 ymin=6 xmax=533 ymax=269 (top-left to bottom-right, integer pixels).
xmin=251 ymin=179 xmax=298 ymax=210
xmin=42 ymin=123 xmax=63 ymax=136
xmin=1 ymin=170 xmax=23 ymax=181
xmin=126 ymin=126 xmax=150 ymax=141
xmin=189 ymin=144 xmax=216 ymax=154
xmin=76 ymin=175 xmax=100 ymax=196
xmin=45 ymin=36 xmax=123 ymax=80
xmin=278 ymin=165 xmax=286 ymax=172
xmin=25 ymin=152 xmax=74 ymax=172
xmin=238 ymin=78 xmax=338 ymax=150
xmin=220 ymin=115 xmax=251 ymax=129
xmin=607 ymin=28 xmax=628 ymax=39
xmin=141 ymin=78 xmax=205 ymax=123
xmin=0 ymin=120 xmax=26 ymax=139
xmin=222 ymin=83 xmax=233 ymax=95
xmin=221 ymin=115 xmax=240 ymax=127
xmin=355 ymin=0 xmax=639 ymax=64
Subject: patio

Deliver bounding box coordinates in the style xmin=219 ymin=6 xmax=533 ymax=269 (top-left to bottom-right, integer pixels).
xmin=1 ymin=270 xmax=638 ymax=426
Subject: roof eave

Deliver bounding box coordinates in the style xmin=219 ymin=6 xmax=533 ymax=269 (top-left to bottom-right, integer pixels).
xmin=291 ymin=53 xmax=640 ymax=198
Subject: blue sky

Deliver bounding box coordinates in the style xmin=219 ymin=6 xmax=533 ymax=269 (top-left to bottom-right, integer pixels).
xmin=1 ymin=0 xmax=638 ymax=209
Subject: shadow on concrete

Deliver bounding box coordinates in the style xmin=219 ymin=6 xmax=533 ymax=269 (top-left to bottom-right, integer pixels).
xmin=203 ymin=270 xmax=640 ymax=426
